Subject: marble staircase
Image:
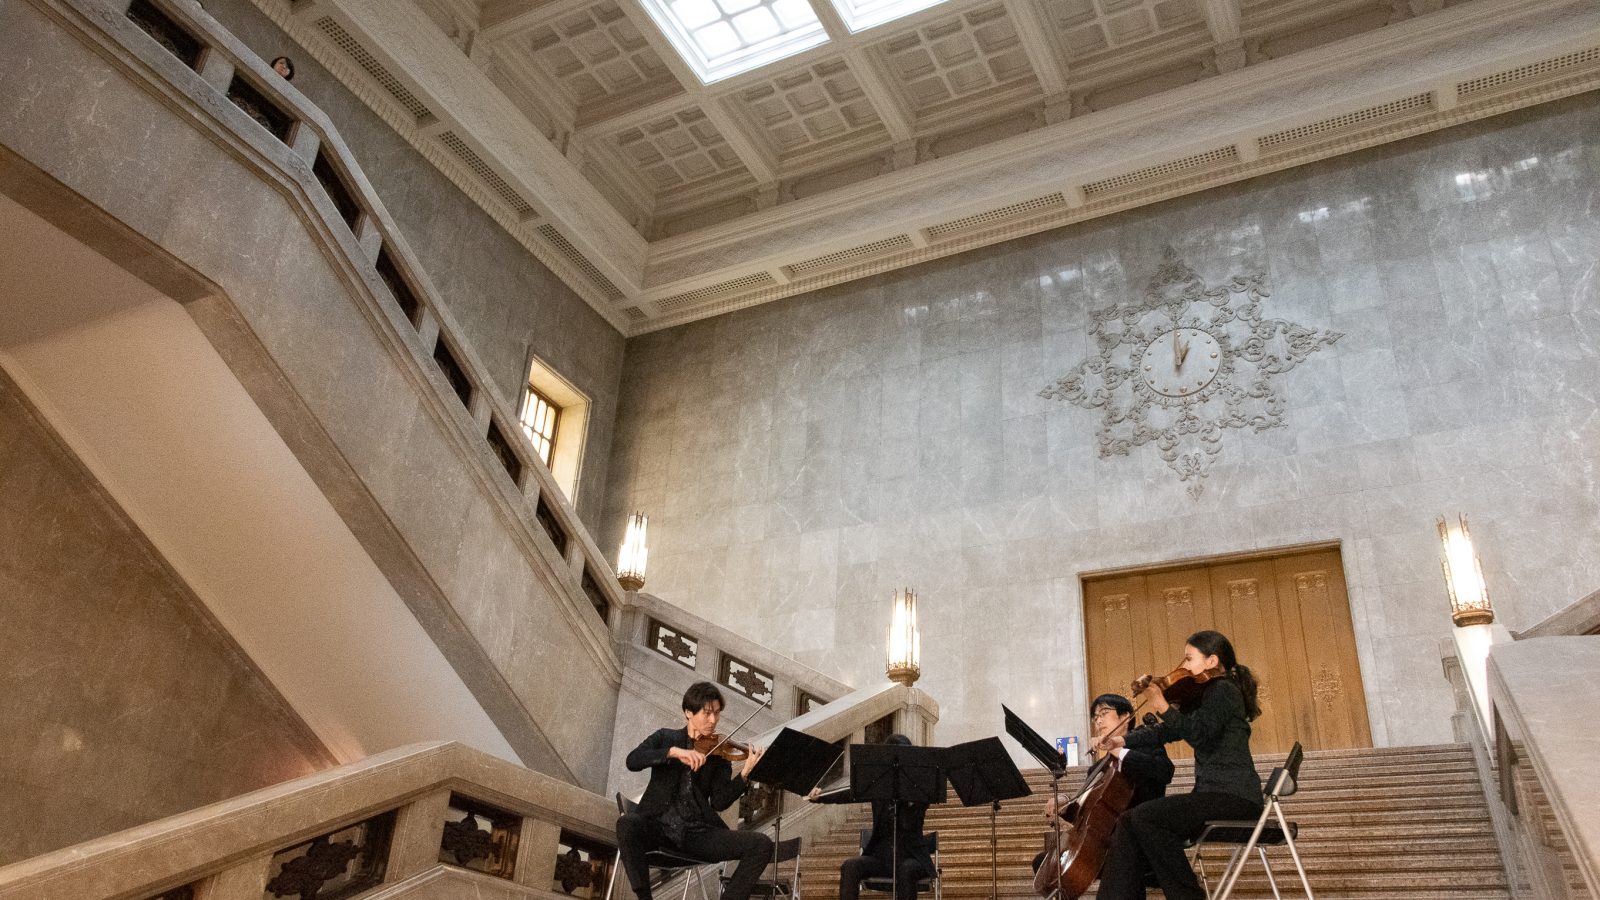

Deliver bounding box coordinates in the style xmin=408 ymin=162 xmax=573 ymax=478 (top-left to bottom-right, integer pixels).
xmin=794 ymin=743 xmax=1509 ymax=900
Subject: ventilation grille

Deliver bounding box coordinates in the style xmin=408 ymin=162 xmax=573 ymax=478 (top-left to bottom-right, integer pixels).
xmin=536 ymin=225 xmax=624 ymax=300
xmin=656 ymin=273 xmax=778 ymax=311
xmin=315 ymin=17 xmax=432 ymax=121
xmin=438 ymin=131 xmax=535 ymax=217
xmin=622 ymin=306 xmax=647 ymax=321
xmin=1082 ymin=147 xmax=1240 ymax=198
xmin=1458 ymin=47 xmax=1600 ymax=99
xmin=786 ymin=235 xmax=914 ymax=276
xmin=1258 ymin=93 xmax=1434 ymax=152
xmin=925 ymin=193 xmax=1067 ymax=240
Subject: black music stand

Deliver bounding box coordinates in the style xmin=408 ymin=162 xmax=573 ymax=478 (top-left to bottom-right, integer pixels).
xmin=1003 ymin=706 xmax=1069 ymax=900
xmin=747 ymin=728 xmax=846 ymax=893
xmin=850 ymin=743 xmax=948 ymax=900
xmin=945 ymin=737 xmax=1032 ymax=900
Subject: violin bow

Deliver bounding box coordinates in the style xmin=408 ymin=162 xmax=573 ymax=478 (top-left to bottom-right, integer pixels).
xmin=705 ymin=702 xmax=766 ymax=757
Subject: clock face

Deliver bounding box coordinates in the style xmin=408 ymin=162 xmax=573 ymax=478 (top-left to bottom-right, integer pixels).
xmin=1140 ymin=327 xmax=1222 ymax=398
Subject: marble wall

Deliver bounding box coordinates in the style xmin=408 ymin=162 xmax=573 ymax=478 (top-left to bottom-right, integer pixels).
xmin=201 ymin=0 xmax=626 ymax=529
xmin=603 ymin=93 xmax=1600 ymax=752
xmin=0 ymin=371 xmax=333 ymax=865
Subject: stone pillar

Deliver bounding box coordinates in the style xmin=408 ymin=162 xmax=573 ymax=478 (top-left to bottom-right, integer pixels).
xmin=384 ymin=789 xmax=452 ymax=882
xmin=512 ymin=817 xmax=564 ymax=889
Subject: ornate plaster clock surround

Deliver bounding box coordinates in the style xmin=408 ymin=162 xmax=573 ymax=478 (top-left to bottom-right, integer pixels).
xmin=1040 ymin=248 xmax=1343 ymax=496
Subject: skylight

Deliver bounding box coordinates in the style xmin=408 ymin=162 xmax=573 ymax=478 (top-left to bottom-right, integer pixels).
xmin=641 ymin=0 xmax=829 ymax=84
xmin=829 ymin=0 xmax=950 ymax=32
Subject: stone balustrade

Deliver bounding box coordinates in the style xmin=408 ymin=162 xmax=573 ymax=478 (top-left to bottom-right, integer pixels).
xmin=0 ymin=742 xmax=618 ymax=900
xmin=1443 ymin=631 xmax=1599 ymax=899
xmin=4 ymin=0 xmax=639 ymax=783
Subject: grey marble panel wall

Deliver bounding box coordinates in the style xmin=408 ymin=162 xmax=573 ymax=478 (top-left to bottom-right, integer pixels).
xmin=0 ymin=372 xmax=333 ymax=865
xmin=603 ymin=93 xmax=1600 ymax=752
xmin=201 ymin=0 xmax=625 ymax=528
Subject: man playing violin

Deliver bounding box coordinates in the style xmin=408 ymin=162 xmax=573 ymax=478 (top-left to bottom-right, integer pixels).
xmin=1031 ymin=693 xmax=1174 ymax=875
xmin=617 ymin=682 xmax=771 ymax=900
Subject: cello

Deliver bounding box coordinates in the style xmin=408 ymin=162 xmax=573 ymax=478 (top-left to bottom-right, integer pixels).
xmin=1031 ymin=663 xmax=1225 ymax=899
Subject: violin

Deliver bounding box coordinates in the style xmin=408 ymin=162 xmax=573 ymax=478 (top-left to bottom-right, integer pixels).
xmin=692 ymin=732 xmax=753 ymax=761
xmin=1130 ymin=663 xmax=1226 ymax=712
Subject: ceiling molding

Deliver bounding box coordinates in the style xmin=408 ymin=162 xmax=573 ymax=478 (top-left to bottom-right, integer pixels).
xmin=257 ymin=0 xmax=1600 ymax=336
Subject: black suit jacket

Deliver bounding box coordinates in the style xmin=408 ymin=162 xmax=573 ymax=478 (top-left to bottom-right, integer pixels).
xmin=627 ymin=727 xmax=748 ymax=827
xmin=813 ymin=785 xmax=934 ymax=871
xmin=1116 ymin=729 xmax=1175 ymax=807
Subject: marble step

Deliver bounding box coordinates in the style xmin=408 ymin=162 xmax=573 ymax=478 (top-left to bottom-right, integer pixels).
xmin=788 ymin=743 xmax=1506 ymax=900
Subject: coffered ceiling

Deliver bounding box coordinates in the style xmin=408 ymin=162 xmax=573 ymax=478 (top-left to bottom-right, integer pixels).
xmin=257 ymin=0 xmax=1600 ymax=332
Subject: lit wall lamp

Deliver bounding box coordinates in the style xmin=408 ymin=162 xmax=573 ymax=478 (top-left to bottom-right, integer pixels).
xmin=617 ymin=512 xmax=648 ymax=592
xmin=886 ymin=587 xmax=921 ymax=686
xmin=1437 ymin=514 xmax=1493 ymax=627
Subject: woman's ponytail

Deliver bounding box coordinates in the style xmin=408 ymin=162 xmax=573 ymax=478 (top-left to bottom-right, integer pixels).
xmin=1187 ymin=629 xmax=1261 ymax=721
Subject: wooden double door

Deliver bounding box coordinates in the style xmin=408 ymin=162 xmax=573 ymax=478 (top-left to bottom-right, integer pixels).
xmin=1083 ymin=547 xmax=1371 ymax=758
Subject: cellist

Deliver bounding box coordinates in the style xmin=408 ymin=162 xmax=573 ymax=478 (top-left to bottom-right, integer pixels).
xmin=1031 ymin=693 xmax=1173 ymax=874
xmin=1095 ymin=630 xmax=1264 ymax=900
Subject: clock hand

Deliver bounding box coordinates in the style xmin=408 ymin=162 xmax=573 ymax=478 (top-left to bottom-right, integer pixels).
xmin=1176 ymin=334 xmax=1190 ymax=368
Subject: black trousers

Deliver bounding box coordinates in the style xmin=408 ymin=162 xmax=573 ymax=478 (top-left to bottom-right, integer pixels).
xmin=838 ymin=853 xmax=930 ymax=900
xmin=1095 ymin=792 xmax=1262 ymax=900
xmin=616 ymin=813 xmax=774 ymax=900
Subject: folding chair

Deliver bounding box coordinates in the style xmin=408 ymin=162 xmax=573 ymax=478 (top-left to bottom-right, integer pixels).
xmin=1188 ymin=742 xmax=1314 ymax=900
xmin=858 ymin=830 xmax=941 ymax=900
xmin=604 ymin=794 xmax=721 ymax=900
xmin=721 ymin=836 xmax=803 ymax=900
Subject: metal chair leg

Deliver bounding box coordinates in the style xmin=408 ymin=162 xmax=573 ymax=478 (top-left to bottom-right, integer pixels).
xmin=606 ymin=850 xmax=623 ymax=900
xmin=1214 ymin=803 xmax=1275 ymax=900
xmin=1258 ymin=847 xmax=1282 ymax=900
xmin=1275 ymin=803 xmax=1315 ymax=899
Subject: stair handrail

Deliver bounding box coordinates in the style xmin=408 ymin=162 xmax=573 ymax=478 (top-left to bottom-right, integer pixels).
xmin=73 ymin=0 xmax=630 ymax=669
xmin=1444 ymin=629 xmax=1598 ymax=898
xmin=0 ymin=741 xmax=616 ymax=900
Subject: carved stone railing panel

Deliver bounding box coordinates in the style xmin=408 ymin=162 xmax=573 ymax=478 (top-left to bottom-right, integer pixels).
xmin=553 ymin=830 xmax=615 ymax=900
xmin=439 ymin=794 xmax=521 ymax=879
xmin=265 ymin=812 xmax=394 ymax=900
xmin=0 ymin=742 xmax=616 ymax=900
xmin=719 ymin=653 xmax=775 ymax=706
xmin=647 ymin=618 xmax=699 ymax=669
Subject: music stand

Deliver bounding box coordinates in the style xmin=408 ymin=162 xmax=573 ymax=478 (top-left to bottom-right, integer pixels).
xmin=1003 ymin=706 xmax=1069 ymax=900
xmin=850 ymin=743 xmax=948 ymax=900
xmin=945 ymin=737 xmax=1032 ymax=900
xmin=747 ymin=728 xmax=846 ymax=894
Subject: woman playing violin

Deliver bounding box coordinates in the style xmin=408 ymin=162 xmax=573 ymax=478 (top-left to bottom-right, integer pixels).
xmin=1094 ymin=630 xmax=1264 ymax=900
xmin=617 ymin=682 xmax=771 ymax=900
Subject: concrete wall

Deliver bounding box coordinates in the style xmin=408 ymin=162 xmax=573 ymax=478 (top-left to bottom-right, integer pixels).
xmin=200 ymin=0 xmax=625 ymax=529
xmin=0 ymin=371 xmax=332 ymax=865
xmin=601 ymin=92 xmax=1600 ymax=752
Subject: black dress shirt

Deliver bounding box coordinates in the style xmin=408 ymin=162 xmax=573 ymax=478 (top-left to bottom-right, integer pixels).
xmin=627 ymin=727 xmax=749 ymax=827
xmin=1127 ymin=677 xmax=1262 ymax=804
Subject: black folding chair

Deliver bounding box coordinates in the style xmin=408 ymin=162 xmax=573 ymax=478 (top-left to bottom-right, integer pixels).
xmin=604 ymin=794 xmax=721 ymax=900
xmin=858 ymin=830 xmax=941 ymax=900
xmin=1188 ymin=742 xmax=1314 ymax=900
xmin=721 ymin=836 xmax=803 ymax=900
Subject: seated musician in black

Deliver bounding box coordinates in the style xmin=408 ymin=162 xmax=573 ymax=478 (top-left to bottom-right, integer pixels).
xmin=806 ymin=734 xmax=933 ymax=900
xmin=617 ymin=682 xmax=772 ymax=900
xmin=1031 ymin=693 xmax=1174 ymax=873
xmin=1095 ymin=630 xmax=1264 ymax=900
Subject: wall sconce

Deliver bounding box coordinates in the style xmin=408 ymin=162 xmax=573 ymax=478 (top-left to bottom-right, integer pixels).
xmin=1437 ymin=514 xmax=1493 ymax=627
xmin=886 ymin=587 xmax=921 ymax=686
xmin=617 ymin=512 xmax=648 ymax=592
